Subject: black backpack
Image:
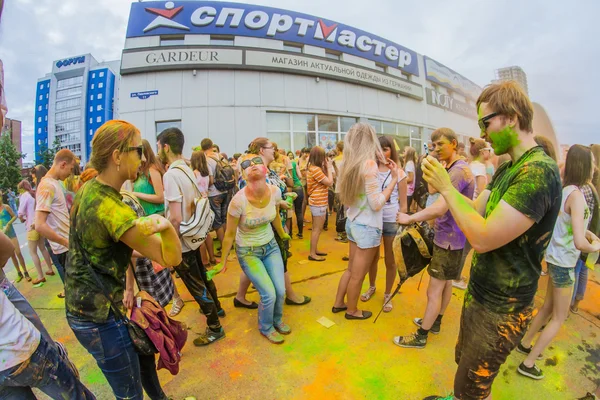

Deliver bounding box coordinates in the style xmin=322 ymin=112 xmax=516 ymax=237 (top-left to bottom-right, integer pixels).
xmin=209 ymin=156 xmax=236 ymax=192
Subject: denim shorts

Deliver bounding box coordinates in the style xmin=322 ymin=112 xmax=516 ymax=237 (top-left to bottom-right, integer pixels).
xmin=547 ymin=262 xmax=575 ymax=288
xmin=309 ymin=205 xmax=327 ymax=217
xmin=382 ymin=222 xmax=399 ymax=237
xmin=345 ymin=219 xmax=381 ymax=249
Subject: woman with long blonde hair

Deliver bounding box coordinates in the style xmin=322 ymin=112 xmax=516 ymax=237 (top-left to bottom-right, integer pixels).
xmin=333 ymin=123 xmax=398 ymax=320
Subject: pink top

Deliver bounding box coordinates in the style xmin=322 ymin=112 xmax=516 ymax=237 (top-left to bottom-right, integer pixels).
xmin=194 ymin=172 xmax=210 ymax=196
xmin=346 ymin=160 xmax=387 ymax=229
xmin=17 ymin=192 xmax=36 ymax=232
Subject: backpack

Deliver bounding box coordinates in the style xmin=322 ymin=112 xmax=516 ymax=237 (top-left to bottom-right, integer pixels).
xmin=173 ymin=166 xmax=215 ymax=250
xmin=209 ymin=155 xmax=236 ymax=192
xmin=393 ymin=222 xmax=435 ymax=283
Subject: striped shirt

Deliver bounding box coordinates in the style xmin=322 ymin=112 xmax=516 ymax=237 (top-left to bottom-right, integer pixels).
xmin=307 ymin=165 xmax=329 ymax=207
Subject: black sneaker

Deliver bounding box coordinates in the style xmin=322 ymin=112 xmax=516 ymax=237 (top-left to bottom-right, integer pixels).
xmin=193 ymin=327 xmax=225 ymax=346
xmin=393 ymin=332 xmax=427 ymax=349
xmin=516 ymin=343 xmax=543 ymax=360
xmin=517 ymin=362 xmax=544 ymax=380
xmin=577 ymin=393 xmax=597 ymax=400
xmin=217 ymin=308 xmax=226 ymax=317
xmin=413 ymin=318 xmax=440 ymax=334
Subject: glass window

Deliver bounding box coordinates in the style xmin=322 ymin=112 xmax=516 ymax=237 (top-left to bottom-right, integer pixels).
xmin=38 ymin=117 xmax=42 ymax=122
xmin=97 ymin=93 xmax=103 ymax=100
xmin=38 ymin=128 xmax=41 ymax=134
xmin=292 ymin=114 xmax=316 ymax=132
xmin=38 ymin=106 xmax=42 ymax=111
xmin=96 ymin=116 xmax=102 ymax=123
xmin=283 ymin=43 xmax=302 ymax=53
xmin=90 ymin=95 xmax=94 ymax=100
xmin=267 ymin=113 xmax=289 ymax=131
xmin=160 ymin=37 xmax=185 ymax=46
xmin=99 ymin=72 xmax=105 ymax=78
xmin=39 ymin=95 xmax=42 ymax=100
xmin=57 ymin=76 xmax=83 ymax=89
xmin=39 ymin=84 xmax=43 ymax=90
xmin=340 ymin=117 xmax=358 ymax=132
xmin=56 ymin=97 xmax=82 ymax=110
xmin=410 ymin=126 xmax=421 ymax=139
xmin=318 ymin=115 xmax=338 ymax=132
xmin=91 ymin=84 xmax=95 ymax=89
xmin=46 ymin=93 xmax=48 ymax=99
xmin=397 ymin=123 xmax=410 ymax=138
xmin=319 ymin=132 xmax=338 ymax=152
xmin=210 ymin=36 xmax=234 ymax=46
xmin=382 ymin=122 xmax=396 ymax=135
xmin=325 ymin=52 xmax=340 ymax=60
xmin=266 ymin=132 xmax=291 ymax=151
xmin=55 ymin=109 xmax=81 ymax=122
xmin=89 ymin=106 xmax=93 ymax=112
xmin=56 ymin=87 xmax=82 ymax=99
xmin=92 ymin=73 xmax=96 ymax=79
xmin=293 ymin=132 xmax=316 ymax=152
xmin=367 ymin=119 xmax=381 ymax=133
xmin=155 ymin=120 xmax=182 ymax=134
xmin=98 ymin=82 xmax=104 ymax=89
xmin=97 ymin=105 xmax=102 ymax=111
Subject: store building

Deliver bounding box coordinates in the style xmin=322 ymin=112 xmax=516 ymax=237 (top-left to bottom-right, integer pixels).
xmin=34 ymin=54 xmax=119 ymax=164
xmin=119 ymin=1 xmax=483 ymax=156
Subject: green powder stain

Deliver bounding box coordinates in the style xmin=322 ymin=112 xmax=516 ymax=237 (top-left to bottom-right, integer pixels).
xmin=488 ymin=126 xmax=520 ymax=155
xmin=84 ymin=368 xmax=107 ymax=385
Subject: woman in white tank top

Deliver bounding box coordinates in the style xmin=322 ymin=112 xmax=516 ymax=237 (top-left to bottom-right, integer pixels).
xmin=518 ymin=145 xmax=600 ymax=380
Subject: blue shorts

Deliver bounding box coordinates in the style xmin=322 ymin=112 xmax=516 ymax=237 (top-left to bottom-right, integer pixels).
xmin=345 ymin=219 xmax=381 ymax=249
xmin=382 ymin=222 xmax=399 ymax=237
xmin=547 ymin=262 xmax=575 ymax=288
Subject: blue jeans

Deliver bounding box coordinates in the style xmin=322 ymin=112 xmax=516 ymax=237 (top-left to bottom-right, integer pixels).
xmin=1 ymin=277 xmax=53 ymax=344
xmin=0 ymin=335 xmax=95 ymax=399
xmin=236 ymin=238 xmax=286 ymax=334
xmin=67 ymin=312 xmax=167 ymax=400
xmin=572 ymin=258 xmax=588 ymax=303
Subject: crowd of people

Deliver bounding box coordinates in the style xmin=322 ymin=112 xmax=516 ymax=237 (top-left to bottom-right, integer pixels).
xmin=1 ymin=43 xmax=599 ymax=399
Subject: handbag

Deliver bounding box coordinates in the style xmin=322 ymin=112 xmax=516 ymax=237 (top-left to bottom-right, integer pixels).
xmin=71 ymin=200 xmax=157 ymax=356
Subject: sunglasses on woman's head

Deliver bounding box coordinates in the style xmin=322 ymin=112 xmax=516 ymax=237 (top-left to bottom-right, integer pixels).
xmin=240 ymin=157 xmax=264 ymax=170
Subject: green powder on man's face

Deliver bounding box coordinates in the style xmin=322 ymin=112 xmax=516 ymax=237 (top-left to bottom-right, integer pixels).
xmin=489 ymin=126 xmax=520 ymax=155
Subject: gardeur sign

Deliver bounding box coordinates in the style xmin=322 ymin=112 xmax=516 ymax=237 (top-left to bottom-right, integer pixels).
xmin=125 ymin=1 xmax=419 ymax=75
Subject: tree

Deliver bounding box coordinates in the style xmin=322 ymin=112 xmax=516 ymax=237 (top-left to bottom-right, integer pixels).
xmin=36 ymin=136 xmax=62 ymax=169
xmin=0 ymin=130 xmax=25 ymax=191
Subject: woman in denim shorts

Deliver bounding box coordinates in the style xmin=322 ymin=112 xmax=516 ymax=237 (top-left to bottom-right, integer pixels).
xmin=332 ymin=123 xmax=399 ymax=320
xmin=220 ymin=154 xmax=293 ymax=344
xmin=360 ymin=136 xmax=407 ymax=312
xmin=518 ymin=145 xmax=600 ymax=380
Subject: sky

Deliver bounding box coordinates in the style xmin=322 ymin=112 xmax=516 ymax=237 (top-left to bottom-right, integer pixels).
xmin=1 ymin=0 xmax=599 ymax=162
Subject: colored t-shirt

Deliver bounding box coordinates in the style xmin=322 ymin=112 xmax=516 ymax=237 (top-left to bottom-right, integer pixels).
xmin=434 ymin=159 xmax=474 ymax=250
xmin=207 ymin=155 xmax=225 ymax=197
xmin=164 ymin=160 xmax=199 ymax=253
xmin=35 ymin=177 xmax=70 ymax=255
xmin=133 ymin=173 xmax=165 ymax=216
xmin=0 ymin=290 xmax=41 ymax=372
xmin=65 ymin=178 xmax=138 ymax=323
xmin=0 ymin=206 xmax=16 ymax=239
xmin=346 ymin=160 xmax=387 ymax=230
xmin=379 ymin=169 xmax=407 ymax=223
xmin=469 ymin=160 xmax=487 ymax=199
xmin=291 ymin=161 xmax=302 ymax=188
xmin=307 ymin=165 xmax=329 ymax=207
xmin=469 ymin=146 xmax=562 ymax=313
xmin=194 ymin=172 xmax=210 ymax=196
xmin=239 ymin=168 xmax=287 ymax=227
xmin=17 ymin=192 xmax=36 ymax=231
xmin=405 ymin=161 xmax=416 ymax=196
xmin=545 ymin=186 xmax=590 ymax=268
xmin=228 ymin=185 xmax=281 ymax=247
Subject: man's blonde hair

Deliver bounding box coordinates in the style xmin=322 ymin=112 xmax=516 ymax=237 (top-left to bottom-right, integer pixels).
xmin=477 ymin=81 xmax=534 ymax=133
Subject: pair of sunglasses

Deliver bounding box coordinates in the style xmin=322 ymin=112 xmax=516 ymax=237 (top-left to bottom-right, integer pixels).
xmin=240 ymin=157 xmax=264 ymax=170
xmin=478 ymin=112 xmax=499 ymax=132
xmin=125 ymin=146 xmax=143 ymax=158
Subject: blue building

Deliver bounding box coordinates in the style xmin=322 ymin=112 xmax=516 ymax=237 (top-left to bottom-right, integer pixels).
xmin=34 ymin=54 xmax=119 ymax=164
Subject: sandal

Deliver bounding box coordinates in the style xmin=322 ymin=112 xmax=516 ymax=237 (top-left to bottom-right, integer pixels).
xmin=210 ymin=259 xmax=218 ymax=266
xmin=383 ymin=294 xmax=393 ymax=313
xmin=24 ymin=274 xmax=32 ymax=282
xmin=169 ymin=297 xmax=185 ymax=317
xmin=360 ymin=286 xmax=376 ymax=302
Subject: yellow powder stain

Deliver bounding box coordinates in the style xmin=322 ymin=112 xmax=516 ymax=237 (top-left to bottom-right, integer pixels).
xmin=298 ymin=359 xmax=340 ymax=400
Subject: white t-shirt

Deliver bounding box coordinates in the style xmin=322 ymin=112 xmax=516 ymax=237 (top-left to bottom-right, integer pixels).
xmin=0 ymin=290 xmax=41 ymax=372
xmin=35 ymin=176 xmax=70 ymax=254
xmin=378 ymin=169 xmax=407 ymax=223
xmin=405 ymin=161 xmax=416 ymax=196
xmin=469 ymin=161 xmax=487 ymax=199
xmin=194 ymin=172 xmax=210 ymax=196
xmin=207 ymin=155 xmax=225 ymax=197
xmin=545 ymin=185 xmax=591 ymax=268
xmin=228 ymin=185 xmax=281 ymax=247
xmin=164 ymin=159 xmax=199 ymax=253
